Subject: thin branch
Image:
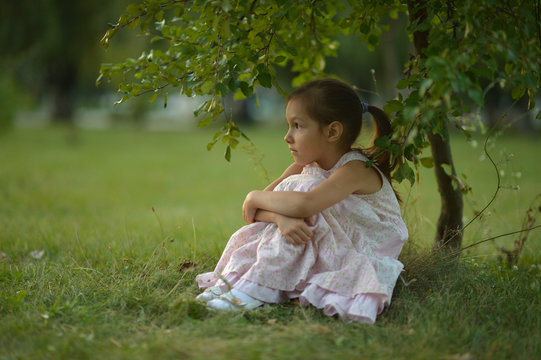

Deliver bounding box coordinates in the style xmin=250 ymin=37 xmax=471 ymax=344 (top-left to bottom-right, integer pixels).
xmin=257 ymin=29 xmax=275 ymax=59
xmin=460 ymin=126 xmax=500 ymax=231
xmin=462 ymin=99 xmax=519 ymax=233
xmin=442 ymin=100 xmax=519 ymax=248
xmin=134 ymin=83 xmax=169 ymax=97
xmin=459 ymin=225 xmax=541 ymax=252
xmin=111 ymin=0 xmax=187 ymax=32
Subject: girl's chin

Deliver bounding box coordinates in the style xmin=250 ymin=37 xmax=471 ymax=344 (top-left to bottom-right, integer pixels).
xmin=293 ymin=159 xmax=311 ymax=166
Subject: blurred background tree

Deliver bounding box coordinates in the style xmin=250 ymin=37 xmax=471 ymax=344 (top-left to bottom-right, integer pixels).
xmin=0 ymin=0 xmax=148 ymax=128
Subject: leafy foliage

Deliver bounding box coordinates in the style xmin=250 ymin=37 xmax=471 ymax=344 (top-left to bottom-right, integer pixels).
xmin=390 ymin=0 xmax=541 ymax=185
xmin=99 ymin=0 xmax=541 ymax=180
xmin=98 ymin=0 xmax=400 ymax=158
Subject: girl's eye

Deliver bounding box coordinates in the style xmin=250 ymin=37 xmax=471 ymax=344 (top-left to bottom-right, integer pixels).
xmin=295 ymin=123 xmax=301 ymax=129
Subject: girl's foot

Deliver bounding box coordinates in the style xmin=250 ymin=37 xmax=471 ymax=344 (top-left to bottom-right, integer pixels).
xmin=195 ymin=286 xmax=224 ymax=302
xmin=207 ymin=289 xmax=264 ymax=311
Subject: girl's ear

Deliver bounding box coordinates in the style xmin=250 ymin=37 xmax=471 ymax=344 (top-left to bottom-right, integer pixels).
xmin=327 ymin=121 xmax=343 ymax=143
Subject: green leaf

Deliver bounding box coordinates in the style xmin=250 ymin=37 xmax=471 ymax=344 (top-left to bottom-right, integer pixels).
xmin=404 ymin=144 xmax=416 ymax=161
xmin=114 ymin=95 xmax=129 ymax=106
xmin=128 ymin=17 xmax=140 ymax=30
xmin=224 ymin=145 xmax=231 ymax=162
xmin=403 ymin=106 xmax=420 ymax=122
xmin=257 ymin=72 xmax=272 ymax=88
xmin=419 ymin=79 xmax=433 ymax=97
xmin=126 ymin=4 xmax=141 ymax=16
xmin=216 ymin=82 xmax=228 ymax=96
xmin=504 ymin=62 xmax=513 ymax=75
xmin=150 ymin=36 xmax=164 ymax=44
xmin=440 ymin=163 xmax=453 ymax=176
xmin=374 ymin=136 xmax=391 ymax=148
xmin=393 ymin=162 xmax=415 ymax=185
xmin=213 ymin=131 xmax=223 ymax=141
xmin=367 ymin=34 xmax=379 ymax=51
xmin=194 ymin=101 xmax=207 ymax=117
xmin=147 ymin=62 xmax=159 ymax=74
xmin=198 ymin=116 xmax=211 ymax=128
xmin=419 ymin=157 xmax=434 ymax=168
xmin=221 ymin=0 xmax=233 ymax=12
xmin=396 ymin=79 xmax=409 ymax=90
xmin=383 ymin=100 xmax=403 ymax=113
xmin=528 ymin=88 xmax=536 ymax=110
xmin=221 ymin=19 xmax=231 ymax=38
xmin=239 ymin=82 xmax=253 ymax=97
xmin=174 ymin=6 xmax=184 ymax=17
xmin=228 ymin=137 xmax=239 ymax=149
xmin=359 ymin=23 xmax=370 ymax=34
xmin=468 ymin=87 xmax=484 ymax=106
xmin=149 ymin=92 xmax=159 ymax=103
xmin=511 ymin=85 xmax=525 ymax=100
xmin=207 ymin=140 xmax=217 ymax=151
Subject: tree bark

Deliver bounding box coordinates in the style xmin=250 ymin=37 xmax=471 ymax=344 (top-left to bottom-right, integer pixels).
xmin=407 ymin=0 xmax=464 ymax=250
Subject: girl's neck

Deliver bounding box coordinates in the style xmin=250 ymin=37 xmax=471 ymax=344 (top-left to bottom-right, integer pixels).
xmin=315 ymin=148 xmax=349 ymax=171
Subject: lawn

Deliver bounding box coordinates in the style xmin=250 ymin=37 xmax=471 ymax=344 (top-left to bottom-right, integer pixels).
xmin=1 ymin=126 xmax=540 ymax=359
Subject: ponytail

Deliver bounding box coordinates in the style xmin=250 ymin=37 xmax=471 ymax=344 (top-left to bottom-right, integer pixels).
xmin=361 ymin=105 xmax=397 ymax=182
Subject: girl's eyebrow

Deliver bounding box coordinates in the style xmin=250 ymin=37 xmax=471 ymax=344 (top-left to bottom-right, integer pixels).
xmin=288 ymin=116 xmax=304 ymax=122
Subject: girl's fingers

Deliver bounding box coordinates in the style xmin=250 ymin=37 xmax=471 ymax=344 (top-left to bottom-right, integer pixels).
xmin=298 ymin=224 xmax=312 ymax=239
xmin=286 ymin=235 xmax=297 ymax=245
xmin=287 ymin=233 xmax=303 ymax=245
xmin=296 ymin=234 xmax=306 ymax=244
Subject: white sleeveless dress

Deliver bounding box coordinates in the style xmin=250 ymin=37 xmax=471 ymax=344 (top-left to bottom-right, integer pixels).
xmin=196 ymin=151 xmax=408 ymax=323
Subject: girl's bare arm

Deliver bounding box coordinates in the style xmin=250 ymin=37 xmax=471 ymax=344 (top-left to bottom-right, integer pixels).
xmin=244 ymin=160 xmax=381 ymax=222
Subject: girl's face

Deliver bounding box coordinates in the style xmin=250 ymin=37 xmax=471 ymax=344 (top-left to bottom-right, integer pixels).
xmin=284 ymin=98 xmax=329 ymax=166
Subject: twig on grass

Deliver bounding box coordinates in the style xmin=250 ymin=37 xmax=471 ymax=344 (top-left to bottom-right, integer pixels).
xmin=191 ymin=217 xmax=197 ymax=264
xmin=152 ymin=206 xmax=165 ymax=240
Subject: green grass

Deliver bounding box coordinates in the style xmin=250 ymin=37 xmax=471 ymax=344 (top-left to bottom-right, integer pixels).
xmin=1 ymin=127 xmax=540 ymax=359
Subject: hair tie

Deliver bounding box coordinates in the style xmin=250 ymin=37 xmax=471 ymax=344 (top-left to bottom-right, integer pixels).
xmin=361 ymin=102 xmax=369 ymax=114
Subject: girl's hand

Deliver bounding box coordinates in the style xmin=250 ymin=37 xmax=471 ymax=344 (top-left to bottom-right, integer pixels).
xmin=274 ymin=214 xmax=314 ymax=245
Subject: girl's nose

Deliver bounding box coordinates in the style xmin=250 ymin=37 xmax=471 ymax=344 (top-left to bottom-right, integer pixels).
xmin=284 ymin=131 xmax=292 ymax=144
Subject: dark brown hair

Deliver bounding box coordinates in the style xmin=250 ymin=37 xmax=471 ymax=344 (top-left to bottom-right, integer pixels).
xmin=286 ymin=78 xmax=397 ymax=181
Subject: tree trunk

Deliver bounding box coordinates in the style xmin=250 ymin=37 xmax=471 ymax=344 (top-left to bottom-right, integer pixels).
xmin=407 ymin=0 xmax=464 ymax=251
xmin=47 ymin=61 xmax=77 ymax=124
xmin=427 ymin=128 xmax=464 ymax=250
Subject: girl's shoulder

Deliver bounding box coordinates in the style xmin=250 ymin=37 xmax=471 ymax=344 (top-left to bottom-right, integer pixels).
xmin=331 ymin=150 xmax=387 ymax=196
xmin=329 ymin=150 xmax=369 ymax=172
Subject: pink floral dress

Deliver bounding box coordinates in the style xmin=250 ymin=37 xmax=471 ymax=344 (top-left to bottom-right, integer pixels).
xmin=196 ymin=151 xmax=408 ymax=323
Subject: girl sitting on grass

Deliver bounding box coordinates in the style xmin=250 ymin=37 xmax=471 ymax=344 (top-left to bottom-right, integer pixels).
xmin=195 ymin=78 xmax=408 ymax=323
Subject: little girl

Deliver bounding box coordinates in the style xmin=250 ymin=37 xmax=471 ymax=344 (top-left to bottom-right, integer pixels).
xmin=195 ymin=78 xmax=408 ymax=323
